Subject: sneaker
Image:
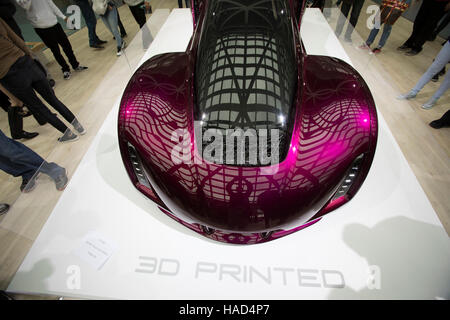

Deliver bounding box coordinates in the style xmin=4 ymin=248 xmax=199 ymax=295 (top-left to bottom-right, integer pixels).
xmin=58 ymin=130 xmax=79 ymax=143
xmin=117 ymin=40 xmax=127 ymax=56
xmin=73 ymin=120 xmax=86 ymax=135
xmin=422 ymin=99 xmax=437 ymax=110
xmin=20 ymin=177 xmax=37 ymax=193
xmin=358 ymin=43 xmax=370 ymax=50
xmin=396 ymin=91 xmax=417 ymax=100
xmin=372 ymin=47 xmax=382 ymax=54
xmin=63 ymin=71 xmax=71 ymax=80
xmin=53 ymin=168 xmax=69 ymax=191
xmin=0 ymin=203 xmax=10 ymax=216
xmin=74 ymin=65 xmax=88 ymax=71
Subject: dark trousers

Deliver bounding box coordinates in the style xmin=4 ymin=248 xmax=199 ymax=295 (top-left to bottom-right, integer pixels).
xmin=128 ymin=3 xmax=146 ymax=28
xmin=34 ymin=23 xmax=79 ymax=73
xmin=0 ymin=129 xmax=63 ymax=182
xmin=335 ymin=0 xmax=365 ymax=39
xmin=0 ymin=92 xmax=22 ymax=137
xmin=0 ymin=56 xmax=74 ymax=133
xmin=117 ymin=10 xmax=126 ymax=35
xmin=75 ymin=0 xmax=101 ymax=46
xmin=404 ymin=0 xmax=447 ymax=52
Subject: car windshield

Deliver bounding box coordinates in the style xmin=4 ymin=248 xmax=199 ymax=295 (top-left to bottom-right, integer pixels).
xmin=195 ymin=0 xmax=297 ymax=165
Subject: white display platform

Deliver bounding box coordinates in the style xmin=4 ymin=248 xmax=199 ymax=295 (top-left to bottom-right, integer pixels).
xmin=7 ymin=9 xmax=450 ymax=300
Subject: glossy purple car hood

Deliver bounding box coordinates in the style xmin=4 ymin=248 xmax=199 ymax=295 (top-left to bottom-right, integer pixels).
xmin=118 ymin=0 xmax=378 ymax=244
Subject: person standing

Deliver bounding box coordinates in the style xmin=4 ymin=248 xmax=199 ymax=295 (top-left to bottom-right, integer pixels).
xmin=335 ymin=0 xmax=365 ymax=42
xmin=92 ymin=0 xmax=126 ymax=56
xmin=73 ymin=0 xmax=107 ymax=48
xmin=123 ymin=0 xmax=152 ymax=49
xmin=0 ymin=17 xmax=85 ymax=142
xmin=0 ymin=128 xmax=69 ymax=193
xmin=397 ymin=0 xmax=450 ymax=56
xmin=360 ymin=0 xmax=412 ymax=54
xmin=397 ymin=39 xmax=450 ymax=109
xmin=16 ymin=0 xmax=88 ymax=79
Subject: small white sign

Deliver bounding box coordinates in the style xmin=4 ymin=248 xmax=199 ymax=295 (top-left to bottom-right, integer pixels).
xmin=73 ymin=232 xmax=117 ymax=271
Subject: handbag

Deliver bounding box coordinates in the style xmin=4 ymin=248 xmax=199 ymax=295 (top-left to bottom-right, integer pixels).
xmin=380 ymin=0 xmax=410 ymax=25
xmin=92 ymin=0 xmax=108 ymax=15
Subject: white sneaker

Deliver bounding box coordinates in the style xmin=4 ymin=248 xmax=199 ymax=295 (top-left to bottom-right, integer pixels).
xmin=117 ymin=40 xmax=127 ymax=56
xmin=396 ymin=91 xmax=417 ymax=100
xmin=422 ymin=99 xmax=437 ymax=110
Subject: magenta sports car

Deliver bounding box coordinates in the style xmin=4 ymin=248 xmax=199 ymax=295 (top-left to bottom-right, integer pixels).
xmin=118 ymin=0 xmax=378 ymax=244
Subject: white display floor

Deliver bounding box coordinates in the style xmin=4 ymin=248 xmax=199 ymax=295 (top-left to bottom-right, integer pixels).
xmin=7 ymin=9 xmax=450 ymax=299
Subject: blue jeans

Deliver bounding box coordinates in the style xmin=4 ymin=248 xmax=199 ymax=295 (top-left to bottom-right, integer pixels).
xmin=366 ymin=23 xmax=392 ymax=49
xmin=75 ymin=0 xmax=101 ymax=46
xmin=101 ymin=6 xmax=122 ymax=48
xmin=0 ymin=129 xmax=63 ymax=182
xmin=412 ymin=41 xmax=450 ymax=101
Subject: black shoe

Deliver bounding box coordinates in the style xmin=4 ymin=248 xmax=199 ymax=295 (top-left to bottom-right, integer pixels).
xmin=48 ymin=79 xmax=56 ymax=88
xmin=397 ymin=44 xmax=410 ymax=51
xmin=405 ymin=49 xmax=421 ymax=56
xmin=20 ymin=177 xmax=37 ymax=193
xmin=121 ymin=32 xmax=127 ymax=38
xmin=429 ymin=119 xmax=450 ymax=129
xmin=0 ymin=203 xmax=10 ymax=216
xmin=12 ymin=131 xmax=39 ymax=140
xmin=90 ymin=44 xmax=104 ymax=49
xmin=432 ymin=74 xmax=439 ymax=82
xmin=97 ymin=39 xmax=107 ymax=45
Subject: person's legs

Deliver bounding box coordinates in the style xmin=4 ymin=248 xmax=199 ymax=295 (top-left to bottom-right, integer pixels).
xmin=28 ymin=59 xmax=77 ymax=125
xmin=102 ymin=8 xmax=122 ymax=48
xmin=376 ymin=23 xmax=393 ymax=48
xmin=54 ymin=23 xmax=80 ymax=70
xmin=129 ymin=4 xmax=146 ymax=28
xmin=0 ymin=92 xmax=23 ymax=138
xmin=402 ymin=0 xmax=428 ymax=48
xmin=34 ymin=26 xmax=70 ymax=73
xmin=185 ymin=0 xmax=190 ymax=8
xmin=0 ymin=129 xmax=69 ymax=190
xmin=412 ymin=41 xmax=450 ymax=94
xmin=116 ymin=9 xmax=127 ymax=36
xmin=344 ymin=0 xmax=365 ymax=39
xmin=178 ymin=0 xmax=183 ymax=8
xmin=430 ymin=69 xmax=450 ymax=101
xmin=0 ymin=129 xmax=44 ymax=182
xmin=335 ymin=1 xmax=351 ymax=37
xmin=366 ymin=26 xmax=380 ymax=46
xmin=76 ymin=0 xmax=99 ymax=46
xmin=0 ymin=58 xmax=69 ymax=133
xmin=406 ymin=1 xmax=445 ymax=53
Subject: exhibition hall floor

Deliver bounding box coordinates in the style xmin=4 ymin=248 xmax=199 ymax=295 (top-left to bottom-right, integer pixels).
xmin=0 ymin=1 xmax=449 ymax=299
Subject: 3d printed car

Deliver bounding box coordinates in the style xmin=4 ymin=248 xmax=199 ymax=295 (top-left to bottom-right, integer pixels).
xmin=118 ymin=0 xmax=378 ymax=244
